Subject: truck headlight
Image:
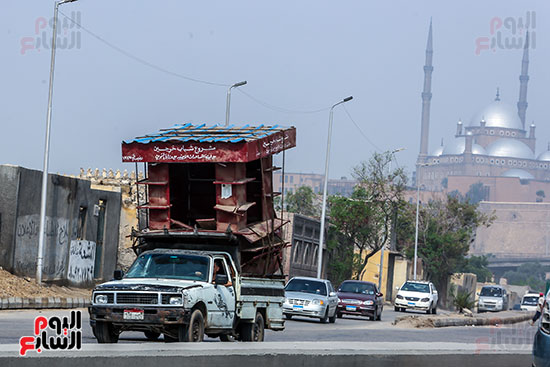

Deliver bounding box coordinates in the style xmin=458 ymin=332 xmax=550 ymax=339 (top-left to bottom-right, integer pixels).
xmin=169 ymin=297 xmax=183 ymax=306
xmin=312 ymin=299 xmax=324 ymax=305
xmin=363 ymin=300 xmax=374 ymax=306
xmin=95 ymin=295 xmax=108 ymax=304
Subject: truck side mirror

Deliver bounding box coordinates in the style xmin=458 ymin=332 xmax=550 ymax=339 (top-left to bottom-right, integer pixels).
xmin=215 ymin=274 xmax=229 ymax=285
xmin=114 ymin=270 xmax=124 ymax=280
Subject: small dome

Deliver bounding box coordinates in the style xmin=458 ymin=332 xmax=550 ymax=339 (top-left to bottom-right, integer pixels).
xmin=470 ymin=100 xmax=523 ymax=130
xmin=502 ymin=169 xmax=534 ymax=180
xmin=441 ymin=137 xmax=487 ymax=155
xmin=538 ymin=151 xmax=550 ymax=161
xmin=486 ymin=138 xmax=534 ymax=159
xmin=431 ymin=146 xmax=444 ymax=156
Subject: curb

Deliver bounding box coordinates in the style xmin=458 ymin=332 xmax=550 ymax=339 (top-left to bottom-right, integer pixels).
xmin=0 ymin=297 xmax=90 ymax=310
xmin=393 ymin=312 xmax=534 ymax=328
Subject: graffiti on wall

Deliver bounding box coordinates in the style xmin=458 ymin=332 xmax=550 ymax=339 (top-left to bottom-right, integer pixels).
xmin=14 ymin=215 xmax=70 ymax=279
xmin=67 ymin=240 xmax=96 ymax=284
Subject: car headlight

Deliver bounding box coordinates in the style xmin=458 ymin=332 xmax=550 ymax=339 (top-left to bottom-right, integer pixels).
xmin=396 ymin=295 xmax=403 ymax=299
xmin=363 ymin=300 xmax=374 ymax=306
xmin=169 ymin=296 xmax=183 ymax=306
xmin=95 ymin=295 xmax=108 ymax=304
xmin=312 ymin=299 xmax=324 ymax=305
xmin=421 ymin=298 xmax=430 ymax=302
xmin=338 ymin=298 xmax=341 ymax=303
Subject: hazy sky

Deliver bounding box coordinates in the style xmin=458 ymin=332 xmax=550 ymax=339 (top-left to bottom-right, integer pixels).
xmin=2 ymin=0 xmax=548 ymax=180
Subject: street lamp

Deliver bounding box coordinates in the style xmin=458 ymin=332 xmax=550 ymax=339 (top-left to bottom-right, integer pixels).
xmin=378 ymin=147 xmax=406 ymax=291
xmin=317 ymin=96 xmax=353 ymax=279
xmin=413 ymin=162 xmax=432 ymax=280
xmin=225 ymin=81 xmax=247 ymax=126
xmin=36 ymin=0 xmax=79 ymax=284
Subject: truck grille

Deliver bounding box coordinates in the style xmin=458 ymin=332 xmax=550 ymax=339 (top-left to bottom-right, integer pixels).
xmin=116 ymin=293 xmax=158 ymax=305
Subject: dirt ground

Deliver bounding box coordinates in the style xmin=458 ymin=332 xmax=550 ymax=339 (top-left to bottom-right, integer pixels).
xmin=0 ymin=268 xmax=92 ymax=299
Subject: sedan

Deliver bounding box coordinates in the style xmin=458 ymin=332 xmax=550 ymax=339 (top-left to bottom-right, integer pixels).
xmin=336 ymin=280 xmax=384 ymax=321
xmin=283 ymin=277 xmax=338 ymax=323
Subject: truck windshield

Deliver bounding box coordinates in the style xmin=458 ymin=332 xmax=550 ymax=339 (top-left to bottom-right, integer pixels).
xmin=480 ymin=287 xmax=502 ymax=297
xmin=285 ymin=279 xmax=327 ymax=296
xmin=125 ymin=253 xmax=209 ymax=281
xmin=401 ymin=282 xmax=430 ymax=293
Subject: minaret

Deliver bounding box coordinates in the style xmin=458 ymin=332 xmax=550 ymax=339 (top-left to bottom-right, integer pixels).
xmin=419 ymin=20 xmax=433 ymax=157
xmin=517 ymin=32 xmax=530 ymax=129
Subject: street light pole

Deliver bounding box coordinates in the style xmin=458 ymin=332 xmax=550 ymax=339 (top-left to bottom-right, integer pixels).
xmin=225 ymin=81 xmax=247 ymax=126
xmin=378 ymin=148 xmax=405 ymax=291
xmin=317 ymin=96 xmax=353 ymax=279
xmin=36 ymin=0 xmax=78 ymax=284
xmin=413 ymin=162 xmax=431 ymax=281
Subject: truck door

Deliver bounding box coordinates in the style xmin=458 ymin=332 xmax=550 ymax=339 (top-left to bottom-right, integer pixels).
xmin=209 ymin=258 xmax=236 ymax=328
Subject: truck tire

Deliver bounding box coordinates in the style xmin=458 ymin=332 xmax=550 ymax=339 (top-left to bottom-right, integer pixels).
xmin=240 ymin=312 xmax=264 ymax=342
xmin=144 ymin=331 xmax=160 ymax=340
xmin=94 ymin=322 xmax=119 ymax=344
xmin=178 ymin=309 xmax=205 ymax=342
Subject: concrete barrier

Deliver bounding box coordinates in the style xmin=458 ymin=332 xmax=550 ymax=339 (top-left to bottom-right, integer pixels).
xmin=394 ymin=311 xmax=534 ymax=328
xmin=0 ymin=342 xmax=532 ymax=367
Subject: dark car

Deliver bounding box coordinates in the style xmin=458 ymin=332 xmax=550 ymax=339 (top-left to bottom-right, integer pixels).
xmin=336 ymin=280 xmax=384 ymax=321
xmin=533 ymin=292 xmax=550 ymax=367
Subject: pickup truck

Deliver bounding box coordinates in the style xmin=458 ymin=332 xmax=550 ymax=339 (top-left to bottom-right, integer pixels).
xmin=88 ymin=248 xmax=285 ymax=343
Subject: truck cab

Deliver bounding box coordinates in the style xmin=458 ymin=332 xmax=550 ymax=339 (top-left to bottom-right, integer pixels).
xmin=89 ymin=249 xmax=285 ymax=343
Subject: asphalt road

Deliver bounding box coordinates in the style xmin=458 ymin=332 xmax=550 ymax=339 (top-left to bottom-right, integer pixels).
xmin=0 ymin=307 xmax=536 ymax=352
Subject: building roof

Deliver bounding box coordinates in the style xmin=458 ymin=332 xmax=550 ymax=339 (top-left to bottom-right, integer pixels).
xmin=486 ymin=138 xmax=534 ymax=160
xmin=122 ymin=124 xmax=296 ymax=163
xmin=469 ymin=100 xmax=523 ymax=130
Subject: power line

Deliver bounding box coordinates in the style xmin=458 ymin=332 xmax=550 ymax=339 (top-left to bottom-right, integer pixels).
xmin=237 ymin=89 xmax=330 ymax=115
xmin=342 ymin=105 xmax=382 ymax=151
xmin=58 ymin=10 xmax=229 ymax=87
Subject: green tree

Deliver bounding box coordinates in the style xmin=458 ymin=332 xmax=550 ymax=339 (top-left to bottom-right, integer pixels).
xmin=328 ymin=151 xmax=407 ymax=279
xmin=398 ymin=195 xmax=494 ymax=306
xmin=465 ymin=182 xmax=487 ymax=204
xmin=459 ymin=255 xmax=493 ymax=283
xmin=285 ymin=186 xmax=318 ymax=217
xmin=503 ymin=262 xmax=548 ymax=291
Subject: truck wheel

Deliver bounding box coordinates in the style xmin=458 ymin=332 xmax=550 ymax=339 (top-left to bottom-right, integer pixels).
xmin=94 ymin=322 xmax=119 ymax=344
xmin=144 ymin=331 xmax=160 ymax=340
xmin=179 ymin=309 xmax=204 ymax=342
xmin=240 ymin=312 xmax=264 ymax=342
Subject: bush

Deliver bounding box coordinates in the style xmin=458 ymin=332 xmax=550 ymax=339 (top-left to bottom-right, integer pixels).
xmin=452 ymin=289 xmax=475 ymax=313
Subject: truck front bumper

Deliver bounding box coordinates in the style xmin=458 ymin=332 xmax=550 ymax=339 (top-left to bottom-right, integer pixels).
xmin=89 ymin=306 xmax=189 ymax=328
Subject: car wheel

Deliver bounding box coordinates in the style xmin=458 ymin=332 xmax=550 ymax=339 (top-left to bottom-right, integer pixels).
xmin=284 ymin=314 xmax=293 ymax=320
xmin=329 ymin=309 xmax=337 ymax=324
xmin=179 ymin=309 xmax=205 ymax=342
xmin=376 ymin=307 xmax=382 ymax=321
xmin=431 ymin=306 xmax=437 ymax=315
xmin=394 ymin=306 xmax=399 ymax=312
xmin=240 ymin=312 xmax=265 ymax=342
xmin=337 ymin=312 xmax=343 ymax=319
xmin=426 ymin=303 xmax=432 ymax=315
xmin=94 ymin=322 xmax=119 ymax=344
xmin=144 ymin=331 xmax=160 ymax=340
xmin=320 ymin=308 xmax=329 ymax=324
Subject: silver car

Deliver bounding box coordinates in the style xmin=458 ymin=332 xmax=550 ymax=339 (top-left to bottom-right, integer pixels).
xmin=283 ymin=277 xmax=338 ymax=323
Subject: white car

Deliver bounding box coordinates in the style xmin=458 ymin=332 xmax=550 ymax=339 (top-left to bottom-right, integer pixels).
xmin=521 ymin=292 xmax=541 ymax=312
xmin=394 ymin=280 xmax=438 ymax=314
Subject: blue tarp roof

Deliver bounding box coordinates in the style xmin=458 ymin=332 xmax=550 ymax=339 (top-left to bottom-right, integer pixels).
xmin=124 ymin=124 xmax=290 ymax=144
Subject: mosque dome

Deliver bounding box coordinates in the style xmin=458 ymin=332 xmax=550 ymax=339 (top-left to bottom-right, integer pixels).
xmin=470 ymin=99 xmax=523 ymax=130
xmin=431 ymin=146 xmax=444 ymax=156
xmin=537 ymin=151 xmax=550 ymax=161
xmin=502 ymin=169 xmax=534 ymax=180
xmin=441 ymin=137 xmax=487 ymax=155
xmin=486 ymin=138 xmax=534 ymax=159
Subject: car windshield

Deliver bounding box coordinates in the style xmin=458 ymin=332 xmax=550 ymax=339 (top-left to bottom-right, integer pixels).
xmin=401 ymin=282 xmax=430 ymax=293
xmin=522 ymin=296 xmax=539 ymax=305
xmin=339 ymin=282 xmax=375 ymax=295
xmin=285 ymin=279 xmax=327 ymax=296
xmin=480 ymin=287 xmax=502 ymax=297
xmin=125 ymin=253 xmax=209 ymax=281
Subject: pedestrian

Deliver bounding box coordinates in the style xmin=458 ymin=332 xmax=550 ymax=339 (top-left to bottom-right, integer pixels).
xmin=530 ymin=292 xmax=546 ymax=326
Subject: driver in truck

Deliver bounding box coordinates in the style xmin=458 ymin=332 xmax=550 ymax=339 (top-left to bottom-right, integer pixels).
xmin=213 ymin=259 xmax=233 ymax=287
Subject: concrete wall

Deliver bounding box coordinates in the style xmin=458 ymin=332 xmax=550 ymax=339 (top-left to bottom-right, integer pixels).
xmin=0 ymin=165 xmax=121 ymax=284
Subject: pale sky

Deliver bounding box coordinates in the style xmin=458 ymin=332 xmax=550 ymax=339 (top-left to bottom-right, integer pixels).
xmin=2 ymin=0 xmax=548 ymax=180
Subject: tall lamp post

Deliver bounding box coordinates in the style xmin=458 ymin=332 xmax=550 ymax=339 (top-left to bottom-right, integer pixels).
xmin=36 ymin=0 xmax=78 ymax=284
xmin=316 ymin=96 xmax=353 ymax=279
xmin=378 ymin=147 xmax=405 ymax=292
xmin=413 ymin=162 xmax=431 ymax=280
xmin=225 ymin=81 xmax=247 ymax=126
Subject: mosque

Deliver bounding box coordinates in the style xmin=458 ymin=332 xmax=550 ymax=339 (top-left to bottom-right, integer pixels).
xmin=415 ymin=23 xmax=550 ymax=203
